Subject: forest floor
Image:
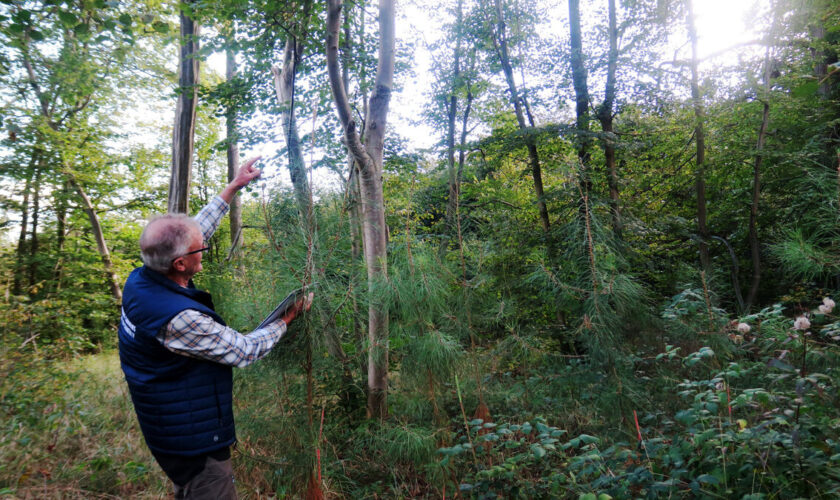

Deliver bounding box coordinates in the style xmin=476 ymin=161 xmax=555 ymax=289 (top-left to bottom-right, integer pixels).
xmin=1 ymin=351 xmax=171 ymax=499
xmin=1 ymin=350 xmax=330 ymax=499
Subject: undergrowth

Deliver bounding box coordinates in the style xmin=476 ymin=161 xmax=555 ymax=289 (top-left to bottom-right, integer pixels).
xmin=3 ymin=293 xmax=840 ymax=498
xmin=0 ymin=350 xmax=167 ymax=499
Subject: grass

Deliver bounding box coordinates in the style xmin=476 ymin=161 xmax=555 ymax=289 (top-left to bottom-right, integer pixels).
xmin=0 ymin=350 xmax=168 ymax=499
xmin=0 ymin=347 xmax=330 ymax=498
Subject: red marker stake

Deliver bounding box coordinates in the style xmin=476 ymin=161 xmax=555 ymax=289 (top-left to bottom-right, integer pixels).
xmin=317 ymin=406 xmax=325 ymax=483
xmin=633 ymin=410 xmax=643 ymax=443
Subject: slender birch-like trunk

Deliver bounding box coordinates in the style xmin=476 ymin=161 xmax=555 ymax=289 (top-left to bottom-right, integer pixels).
xmin=67 ymin=175 xmax=122 ymax=301
xmin=327 ymin=0 xmax=395 ymax=419
xmin=687 ymin=0 xmax=710 ymax=271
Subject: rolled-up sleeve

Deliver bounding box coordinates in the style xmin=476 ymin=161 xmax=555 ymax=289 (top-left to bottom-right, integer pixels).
xmin=160 ymin=309 xmax=286 ymax=367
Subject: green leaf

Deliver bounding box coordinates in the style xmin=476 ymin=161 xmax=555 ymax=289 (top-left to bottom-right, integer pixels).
xmin=696 ymin=474 xmax=719 ymax=485
xmin=14 ymin=10 xmax=32 ymax=22
xmin=29 ymin=29 xmax=44 ymax=41
xmin=768 ymin=358 xmax=795 ymax=372
xmin=8 ymin=24 xmax=25 ymax=34
xmin=792 ymin=80 xmax=819 ymax=98
xmin=119 ymin=13 xmax=132 ymax=26
xmin=530 ymin=443 xmax=546 ymax=459
xmin=579 ymin=434 xmax=599 ymax=445
xmin=74 ymin=23 xmax=91 ymax=36
xmin=152 ymin=21 xmax=169 ymax=34
xmin=58 ymin=11 xmax=78 ymax=26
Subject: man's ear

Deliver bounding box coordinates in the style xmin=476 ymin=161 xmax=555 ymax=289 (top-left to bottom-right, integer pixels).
xmin=171 ymin=258 xmax=185 ymax=272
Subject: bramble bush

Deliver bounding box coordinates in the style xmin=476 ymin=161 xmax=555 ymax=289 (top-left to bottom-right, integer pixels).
xmin=435 ymin=296 xmax=840 ymax=499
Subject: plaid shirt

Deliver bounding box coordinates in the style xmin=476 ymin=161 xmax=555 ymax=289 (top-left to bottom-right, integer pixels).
xmin=157 ymin=196 xmax=286 ymax=368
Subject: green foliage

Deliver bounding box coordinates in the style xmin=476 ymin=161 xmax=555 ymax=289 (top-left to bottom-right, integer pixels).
xmin=770 ymin=228 xmax=840 ymax=281
xmin=368 ymin=422 xmax=439 ymax=467
xmin=0 ymin=352 xmax=167 ymax=496
xmin=401 ymin=330 xmax=464 ymax=389
xmin=4 ymin=0 xmax=840 ymax=498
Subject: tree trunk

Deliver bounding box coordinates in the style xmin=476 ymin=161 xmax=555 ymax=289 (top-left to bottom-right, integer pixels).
xmin=597 ymin=0 xmax=622 ymax=240
xmin=52 ymin=180 xmax=69 ymax=292
xmin=457 ymin=71 xmax=474 ymax=208
xmin=272 ymin=36 xmax=312 ymax=218
xmin=168 ymin=4 xmax=200 ymax=214
xmin=444 ymin=0 xmax=464 ymax=240
xmin=492 ymin=0 xmax=550 ymax=233
xmin=810 ymin=24 xmax=830 ymax=97
xmin=327 ymin=0 xmax=394 ymax=420
xmin=343 ymin=0 xmax=364 ymax=349
xmin=746 ymin=47 xmax=773 ymax=310
xmin=67 ymin=175 xmax=122 ymax=302
xmin=569 ymin=0 xmax=593 ymax=205
xmin=13 ymin=158 xmax=35 ymax=296
xmin=687 ymin=0 xmax=710 ymax=272
xmin=28 ymin=165 xmax=42 ymax=290
xmin=225 ymin=34 xmax=243 ymax=254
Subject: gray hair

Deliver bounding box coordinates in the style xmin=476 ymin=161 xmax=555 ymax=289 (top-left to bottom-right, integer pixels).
xmin=139 ymin=214 xmax=201 ymax=273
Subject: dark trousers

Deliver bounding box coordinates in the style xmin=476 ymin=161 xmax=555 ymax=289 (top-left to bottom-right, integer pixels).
xmin=173 ymin=456 xmax=237 ymax=500
xmin=152 ymin=447 xmax=236 ymax=499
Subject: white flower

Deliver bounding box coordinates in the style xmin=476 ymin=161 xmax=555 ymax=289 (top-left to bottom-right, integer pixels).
xmin=793 ymin=316 xmax=811 ymax=331
xmin=737 ymin=322 xmax=751 ymax=334
xmin=819 ymin=304 xmax=831 ymax=314
xmin=822 ymin=297 xmax=835 ymax=313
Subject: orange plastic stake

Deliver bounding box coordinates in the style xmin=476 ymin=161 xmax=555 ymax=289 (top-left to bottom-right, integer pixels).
xmin=633 ymin=410 xmax=643 ymax=442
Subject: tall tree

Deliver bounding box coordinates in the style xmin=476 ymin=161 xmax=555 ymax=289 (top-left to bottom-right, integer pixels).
xmin=596 ymin=0 xmax=621 ymax=239
xmin=568 ymin=0 xmax=593 ymax=205
xmin=16 ymin=26 xmax=121 ymax=300
xmin=488 ymin=0 xmax=550 ymax=232
xmin=271 ymin=0 xmax=313 ymax=218
xmin=168 ymin=1 xmax=200 ymax=214
xmin=744 ymin=45 xmax=773 ymax=310
xmin=326 ymin=0 xmax=395 ymax=419
xmin=66 ymin=173 xmax=122 ymax=301
xmin=225 ymin=29 xmax=243 ymax=253
xmin=444 ymin=0 xmax=465 ymax=238
xmin=12 ymin=151 xmax=36 ymax=295
xmin=686 ymin=0 xmax=710 ymax=271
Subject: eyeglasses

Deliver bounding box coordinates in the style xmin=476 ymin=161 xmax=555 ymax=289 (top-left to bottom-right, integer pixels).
xmin=172 ymin=246 xmax=210 ymax=263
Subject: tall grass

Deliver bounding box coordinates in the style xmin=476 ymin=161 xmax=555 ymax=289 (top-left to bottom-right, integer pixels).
xmin=0 ymin=350 xmax=168 ymax=498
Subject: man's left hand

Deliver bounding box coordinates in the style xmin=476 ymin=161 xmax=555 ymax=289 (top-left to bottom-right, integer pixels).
xmin=280 ymin=292 xmax=314 ymax=326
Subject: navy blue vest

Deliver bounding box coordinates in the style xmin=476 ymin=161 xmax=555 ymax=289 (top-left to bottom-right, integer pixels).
xmin=118 ymin=266 xmax=236 ymax=456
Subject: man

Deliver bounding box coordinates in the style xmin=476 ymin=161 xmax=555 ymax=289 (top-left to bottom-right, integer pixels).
xmin=118 ymin=157 xmax=309 ymax=499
